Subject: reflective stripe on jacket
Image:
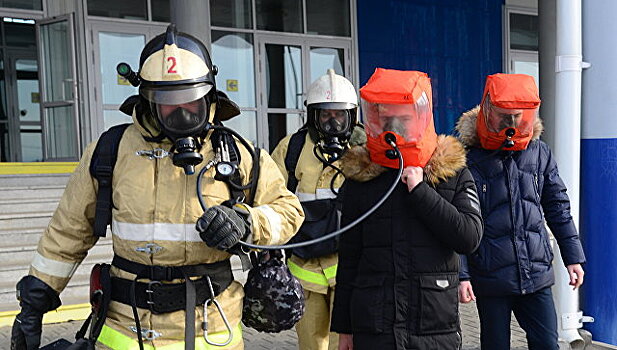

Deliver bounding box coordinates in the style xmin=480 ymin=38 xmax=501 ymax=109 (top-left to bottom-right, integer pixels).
xmin=97 ymin=322 xmax=243 ymax=349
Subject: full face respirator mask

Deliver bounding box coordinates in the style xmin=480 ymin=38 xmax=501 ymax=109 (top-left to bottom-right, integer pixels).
xmin=310 ymin=104 xmax=356 ymax=162
xmin=141 ymin=83 xmax=216 ymax=175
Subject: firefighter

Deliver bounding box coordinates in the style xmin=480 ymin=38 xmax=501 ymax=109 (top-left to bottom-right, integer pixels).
xmin=271 ymin=69 xmax=365 ymax=350
xmin=10 ymin=24 xmax=303 ymax=350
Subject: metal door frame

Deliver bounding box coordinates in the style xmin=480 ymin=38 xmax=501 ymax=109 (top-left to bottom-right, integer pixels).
xmin=5 ymin=49 xmax=39 ymax=162
xmin=36 ymin=13 xmax=80 ymax=161
xmin=88 ymin=20 xmax=167 ymax=135
xmin=255 ymin=34 xmax=352 ymax=150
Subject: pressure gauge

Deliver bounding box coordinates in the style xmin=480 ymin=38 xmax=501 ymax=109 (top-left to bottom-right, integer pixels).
xmin=215 ymin=161 xmax=237 ymax=180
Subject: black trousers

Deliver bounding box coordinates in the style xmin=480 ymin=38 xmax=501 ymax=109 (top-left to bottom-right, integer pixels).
xmin=476 ymin=286 xmax=559 ymax=350
xmin=353 ymin=332 xmax=396 ymax=350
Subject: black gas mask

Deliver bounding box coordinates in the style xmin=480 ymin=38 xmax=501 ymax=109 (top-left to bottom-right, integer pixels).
xmin=312 ymin=108 xmax=354 ymax=162
xmin=142 ymin=85 xmax=215 ymax=175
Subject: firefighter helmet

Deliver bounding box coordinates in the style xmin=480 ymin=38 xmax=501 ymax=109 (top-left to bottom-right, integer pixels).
xmin=138 ymin=24 xmax=217 ymax=140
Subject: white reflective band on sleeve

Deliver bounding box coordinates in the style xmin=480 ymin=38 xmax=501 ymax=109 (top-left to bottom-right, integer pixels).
xmin=31 ymin=252 xmax=78 ymax=278
xmin=254 ymin=205 xmax=283 ymax=244
xmin=112 ymin=221 xmax=202 ymax=242
xmin=296 ymin=188 xmax=339 ymax=202
xmin=296 ymin=192 xmax=316 ymax=202
xmin=315 ymin=188 xmax=338 ymax=200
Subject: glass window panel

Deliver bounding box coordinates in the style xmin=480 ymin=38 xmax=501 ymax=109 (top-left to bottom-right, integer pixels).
xmin=221 ymin=110 xmax=257 ymax=145
xmin=210 ymin=0 xmax=252 ymax=29
xmin=268 ymin=113 xmax=304 ymax=152
xmin=513 ymin=60 xmax=539 ymax=87
xmin=44 ymin=105 xmax=77 ymax=159
xmin=40 ymin=20 xmax=73 ymax=102
xmin=510 ymin=13 xmax=538 ymax=51
xmin=265 ymin=44 xmax=302 ymax=109
xmin=310 ymin=47 xmax=344 ymax=83
xmin=306 ymin=0 xmax=350 ymax=36
xmin=99 ymin=32 xmax=144 ymax=105
xmin=4 ymin=21 xmax=36 ymax=48
xmin=19 ymin=124 xmax=42 ymax=162
xmin=16 ymin=59 xmax=39 ymax=123
xmin=104 ymin=109 xmax=132 ymax=131
xmin=256 ymin=0 xmax=302 ymax=33
xmin=211 ymin=31 xmax=255 ymax=108
xmin=87 ymin=0 xmax=147 ymax=20
xmin=0 ymin=122 xmax=9 ymax=161
xmin=0 ymin=0 xmax=41 ymax=10
xmin=151 ymin=0 xmax=170 ymax=22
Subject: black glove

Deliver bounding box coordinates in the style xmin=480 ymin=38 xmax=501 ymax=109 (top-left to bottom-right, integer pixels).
xmin=11 ymin=276 xmax=61 ymax=350
xmin=196 ymin=204 xmax=251 ymax=250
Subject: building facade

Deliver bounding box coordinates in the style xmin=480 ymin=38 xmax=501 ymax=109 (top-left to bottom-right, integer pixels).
xmin=0 ymin=0 xmax=539 ymax=166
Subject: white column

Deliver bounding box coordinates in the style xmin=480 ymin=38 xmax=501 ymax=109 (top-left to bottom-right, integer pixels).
xmin=552 ymin=0 xmax=587 ymax=346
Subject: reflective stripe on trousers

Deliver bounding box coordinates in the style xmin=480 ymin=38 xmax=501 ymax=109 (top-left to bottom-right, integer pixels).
xmin=98 ymin=323 xmax=242 ymax=350
xmin=287 ymin=260 xmax=337 ymax=286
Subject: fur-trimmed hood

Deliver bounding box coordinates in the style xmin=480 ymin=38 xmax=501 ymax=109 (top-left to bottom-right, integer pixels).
xmin=455 ymin=106 xmax=544 ymax=148
xmin=340 ymin=135 xmax=467 ymax=185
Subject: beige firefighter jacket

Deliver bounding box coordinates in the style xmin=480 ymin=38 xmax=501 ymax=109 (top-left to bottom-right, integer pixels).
xmin=271 ymin=132 xmax=343 ymax=294
xmin=28 ymin=111 xmax=304 ymax=348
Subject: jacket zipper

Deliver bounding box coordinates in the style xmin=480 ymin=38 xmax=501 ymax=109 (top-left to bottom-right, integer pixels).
xmin=533 ymin=172 xmax=540 ymax=203
xmin=504 ymin=159 xmax=526 ymax=294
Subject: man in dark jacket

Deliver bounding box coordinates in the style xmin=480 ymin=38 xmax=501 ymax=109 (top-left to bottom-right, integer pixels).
xmin=331 ymin=68 xmax=483 ymax=350
xmin=455 ymin=73 xmax=586 ymax=350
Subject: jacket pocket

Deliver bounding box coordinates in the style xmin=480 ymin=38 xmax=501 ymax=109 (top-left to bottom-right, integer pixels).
xmin=350 ymin=276 xmax=386 ymax=333
xmin=543 ymin=234 xmax=554 ymax=261
xmin=418 ymin=273 xmax=459 ymax=334
xmin=470 ymin=242 xmax=490 ymax=271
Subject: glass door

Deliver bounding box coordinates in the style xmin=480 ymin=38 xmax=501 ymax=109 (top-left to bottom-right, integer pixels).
xmin=8 ymin=53 xmax=41 ymax=161
xmin=256 ymin=35 xmax=352 ymax=151
xmin=257 ymin=36 xmax=304 ymax=151
xmin=36 ymin=14 xmax=79 ymax=161
xmin=90 ymin=21 xmax=161 ymax=133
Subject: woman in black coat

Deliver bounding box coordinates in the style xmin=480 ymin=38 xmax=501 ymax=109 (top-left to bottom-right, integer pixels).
xmin=331 ymin=68 xmax=483 ymax=350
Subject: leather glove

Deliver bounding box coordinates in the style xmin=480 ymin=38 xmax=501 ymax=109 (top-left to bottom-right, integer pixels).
xmin=11 ymin=276 xmax=61 ymax=350
xmin=196 ymin=204 xmax=251 ymax=250
xmin=11 ymin=304 xmax=43 ymax=350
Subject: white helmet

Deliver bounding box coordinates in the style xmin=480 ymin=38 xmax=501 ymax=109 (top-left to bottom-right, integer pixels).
xmin=305 ymin=70 xmax=358 ymax=161
xmin=306 ymin=69 xmax=358 ymax=107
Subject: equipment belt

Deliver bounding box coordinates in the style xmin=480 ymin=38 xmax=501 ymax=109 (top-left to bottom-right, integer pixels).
xmin=110 ymin=274 xmax=231 ymax=314
xmin=110 ymin=255 xmax=234 ymax=350
xmin=112 ymin=254 xmax=232 ymax=281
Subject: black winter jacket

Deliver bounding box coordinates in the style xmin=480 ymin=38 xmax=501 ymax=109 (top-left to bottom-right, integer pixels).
xmin=331 ymin=136 xmax=483 ymax=350
xmin=456 ymin=107 xmax=586 ymax=296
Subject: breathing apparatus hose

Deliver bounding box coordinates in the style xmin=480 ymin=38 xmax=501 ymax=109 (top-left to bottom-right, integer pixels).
xmin=196 ymin=126 xmax=403 ymax=251
xmin=312 ymin=143 xmax=344 ymax=196
xmin=196 ymin=124 xmax=259 ymax=212
xmin=241 ymin=140 xmax=402 ymax=251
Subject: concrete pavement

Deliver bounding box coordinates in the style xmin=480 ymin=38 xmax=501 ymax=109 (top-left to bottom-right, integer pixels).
xmin=0 ymin=302 xmax=529 ymax=349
